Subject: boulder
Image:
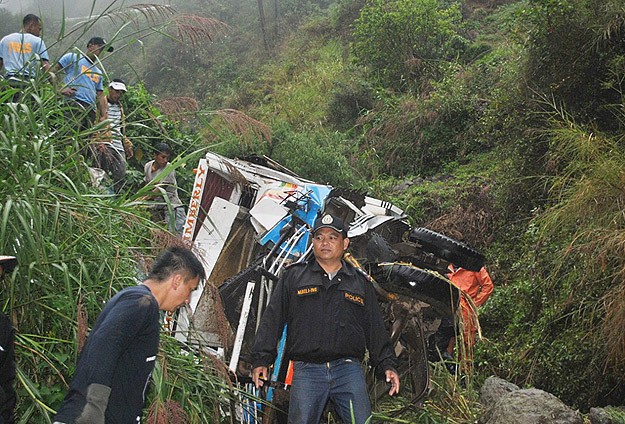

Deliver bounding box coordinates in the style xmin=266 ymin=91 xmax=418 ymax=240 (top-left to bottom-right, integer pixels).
xmin=479 ymin=388 xmax=583 ymax=424
xmin=589 ymin=406 xmax=625 ymax=424
xmin=479 ymin=375 xmax=520 ymax=406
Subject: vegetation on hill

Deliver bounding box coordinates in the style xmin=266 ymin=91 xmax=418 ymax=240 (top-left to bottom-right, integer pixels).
xmin=2 ymin=0 xmax=625 ymax=421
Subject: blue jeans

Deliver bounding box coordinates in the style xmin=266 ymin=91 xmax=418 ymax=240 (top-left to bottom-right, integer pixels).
xmin=288 ymin=358 xmax=371 ymax=424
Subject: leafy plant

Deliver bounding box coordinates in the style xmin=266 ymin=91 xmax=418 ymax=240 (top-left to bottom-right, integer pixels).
xmin=352 ymin=0 xmax=466 ymax=92
xmin=0 ymin=4 xmax=244 ymax=422
xmin=482 ymin=105 xmax=625 ymax=410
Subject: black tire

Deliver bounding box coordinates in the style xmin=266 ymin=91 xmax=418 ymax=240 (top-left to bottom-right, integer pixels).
xmin=368 ymin=304 xmax=430 ymax=412
xmin=372 ymin=263 xmax=460 ymax=316
xmin=409 ymin=227 xmax=485 ymax=271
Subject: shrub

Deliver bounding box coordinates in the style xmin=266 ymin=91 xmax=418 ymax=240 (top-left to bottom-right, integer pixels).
xmin=271 ymin=123 xmax=358 ymax=187
xmin=326 ymin=77 xmax=375 ymax=131
xmin=352 ymin=0 xmax=467 ymax=91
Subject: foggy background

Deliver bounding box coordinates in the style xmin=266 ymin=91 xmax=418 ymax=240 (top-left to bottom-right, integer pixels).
xmin=0 ymin=0 xmax=275 ymax=102
xmin=0 ymin=0 xmax=173 ymax=19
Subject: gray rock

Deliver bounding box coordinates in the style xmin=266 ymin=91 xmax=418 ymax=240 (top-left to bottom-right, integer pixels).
xmin=479 ymin=388 xmax=583 ymax=424
xmin=479 ymin=375 xmax=520 ymax=407
xmin=589 ymin=408 xmax=612 ymax=424
xmin=589 ymin=406 xmax=625 ymax=424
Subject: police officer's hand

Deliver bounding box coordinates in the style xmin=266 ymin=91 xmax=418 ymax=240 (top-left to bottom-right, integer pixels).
xmin=252 ymin=366 xmax=268 ymax=389
xmin=60 ymin=87 xmax=76 ymax=97
xmin=385 ymin=369 xmax=400 ymax=396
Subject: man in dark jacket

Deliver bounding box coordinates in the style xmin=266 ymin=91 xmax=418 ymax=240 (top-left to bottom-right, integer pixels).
xmin=251 ymin=214 xmax=400 ymax=424
xmin=0 ymin=256 xmax=17 ymax=424
xmin=53 ymin=247 xmax=205 ymax=424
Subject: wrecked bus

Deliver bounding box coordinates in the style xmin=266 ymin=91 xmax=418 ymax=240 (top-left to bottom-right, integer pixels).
xmin=173 ymin=151 xmax=485 ymax=421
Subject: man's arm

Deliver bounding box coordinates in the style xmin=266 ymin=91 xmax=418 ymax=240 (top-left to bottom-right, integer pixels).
xmin=363 ymin=278 xmax=398 ymax=378
xmin=474 ymin=267 xmax=494 ymax=307
xmin=0 ymin=313 xmax=16 ymax=423
xmin=51 ymin=62 xmax=75 ymax=96
xmin=50 ymin=62 xmax=61 ymax=77
xmin=365 ymin=288 xmax=401 ymax=395
xmin=41 ymin=60 xmax=54 ymax=83
xmin=96 ymin=91 xmax=107 ymax=121
xmin=121 ymin=104 xmax=127 ymax=135
xmin=38 ymin=39 xmax=51 ymax=76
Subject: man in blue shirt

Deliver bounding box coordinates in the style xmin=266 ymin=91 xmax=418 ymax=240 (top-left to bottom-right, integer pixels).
xmin=0 ymin=14 xmax=50 ymax=101
xmin=54 ymin=37 xmax=112 ymax=130
xmin=53 ymin=247 xmax=206 ymax=424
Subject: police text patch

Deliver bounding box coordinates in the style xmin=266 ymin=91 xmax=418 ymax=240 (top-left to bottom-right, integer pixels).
xmin=344 ymin=292 xmax=364 ymax=306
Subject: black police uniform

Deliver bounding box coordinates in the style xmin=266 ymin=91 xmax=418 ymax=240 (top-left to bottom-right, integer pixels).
xmin=251 ymin=259 xmax=397 ymax=375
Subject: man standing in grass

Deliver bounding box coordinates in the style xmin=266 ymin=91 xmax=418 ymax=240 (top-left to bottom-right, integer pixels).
xmin=55 ymin=37 xmax=112 ymax=130
xmin=0 ymin=14 xmax=50 ymax=102
xmin=447 ymin=264 xmax=494 ymax=363
xmin=53 ymin=246 xmax=205 ymax=424
xmin=144 ymin=143 xmax=186 ymax=235
xmin=94 ymin=79 xmax=130 ymax=194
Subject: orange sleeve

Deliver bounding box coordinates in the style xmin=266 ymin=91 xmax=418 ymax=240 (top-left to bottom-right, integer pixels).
xmin=473 ymin=267 xmax=494 ymax=307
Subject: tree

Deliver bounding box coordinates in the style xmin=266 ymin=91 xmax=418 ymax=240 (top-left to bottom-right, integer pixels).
xmin=352 ymin=0 xmax=466 ymax=91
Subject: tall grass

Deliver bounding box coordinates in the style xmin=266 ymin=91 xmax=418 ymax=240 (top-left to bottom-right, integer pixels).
xmin=0 ymin=5 xmax=245 ymax=422
xmin=1 ymin=77 xmax=151 ymax=422
xmin=538 ymin=109 xmax=625 ymax=367
xmin=492 ymin=104 xmax=625 ymax=408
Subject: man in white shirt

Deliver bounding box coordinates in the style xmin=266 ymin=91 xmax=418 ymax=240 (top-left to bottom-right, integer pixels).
xmin=95 ymin=79 xmax=129 ymax=193
xmin=144 ymin=143 xmax=186 ymax=234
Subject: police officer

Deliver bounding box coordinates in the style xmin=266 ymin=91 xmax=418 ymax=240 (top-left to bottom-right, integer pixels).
xmin=0 ymin=14 xmax=50 ymax=102
xmin=251 ymin=213 xmax=400 ymax=424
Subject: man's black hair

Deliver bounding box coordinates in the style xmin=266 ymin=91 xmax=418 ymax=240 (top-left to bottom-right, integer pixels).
xmin=154 ymin=142 xmax=173 ymax=155
xmin=147 ymin=246 xmax=206 ymax=283
xmin=23 ymin=14 xmax=40 ymax=27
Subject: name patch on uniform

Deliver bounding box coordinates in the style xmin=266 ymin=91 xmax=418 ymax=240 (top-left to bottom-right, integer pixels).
xmin=297 ymin=286 xmax=319 ymax=296
xmin=344 ymin=292 xmax=364 ymax=306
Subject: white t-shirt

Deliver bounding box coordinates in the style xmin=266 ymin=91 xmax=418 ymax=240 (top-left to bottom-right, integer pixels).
xmin=144 ymin=160 xmax=183 ymax=208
